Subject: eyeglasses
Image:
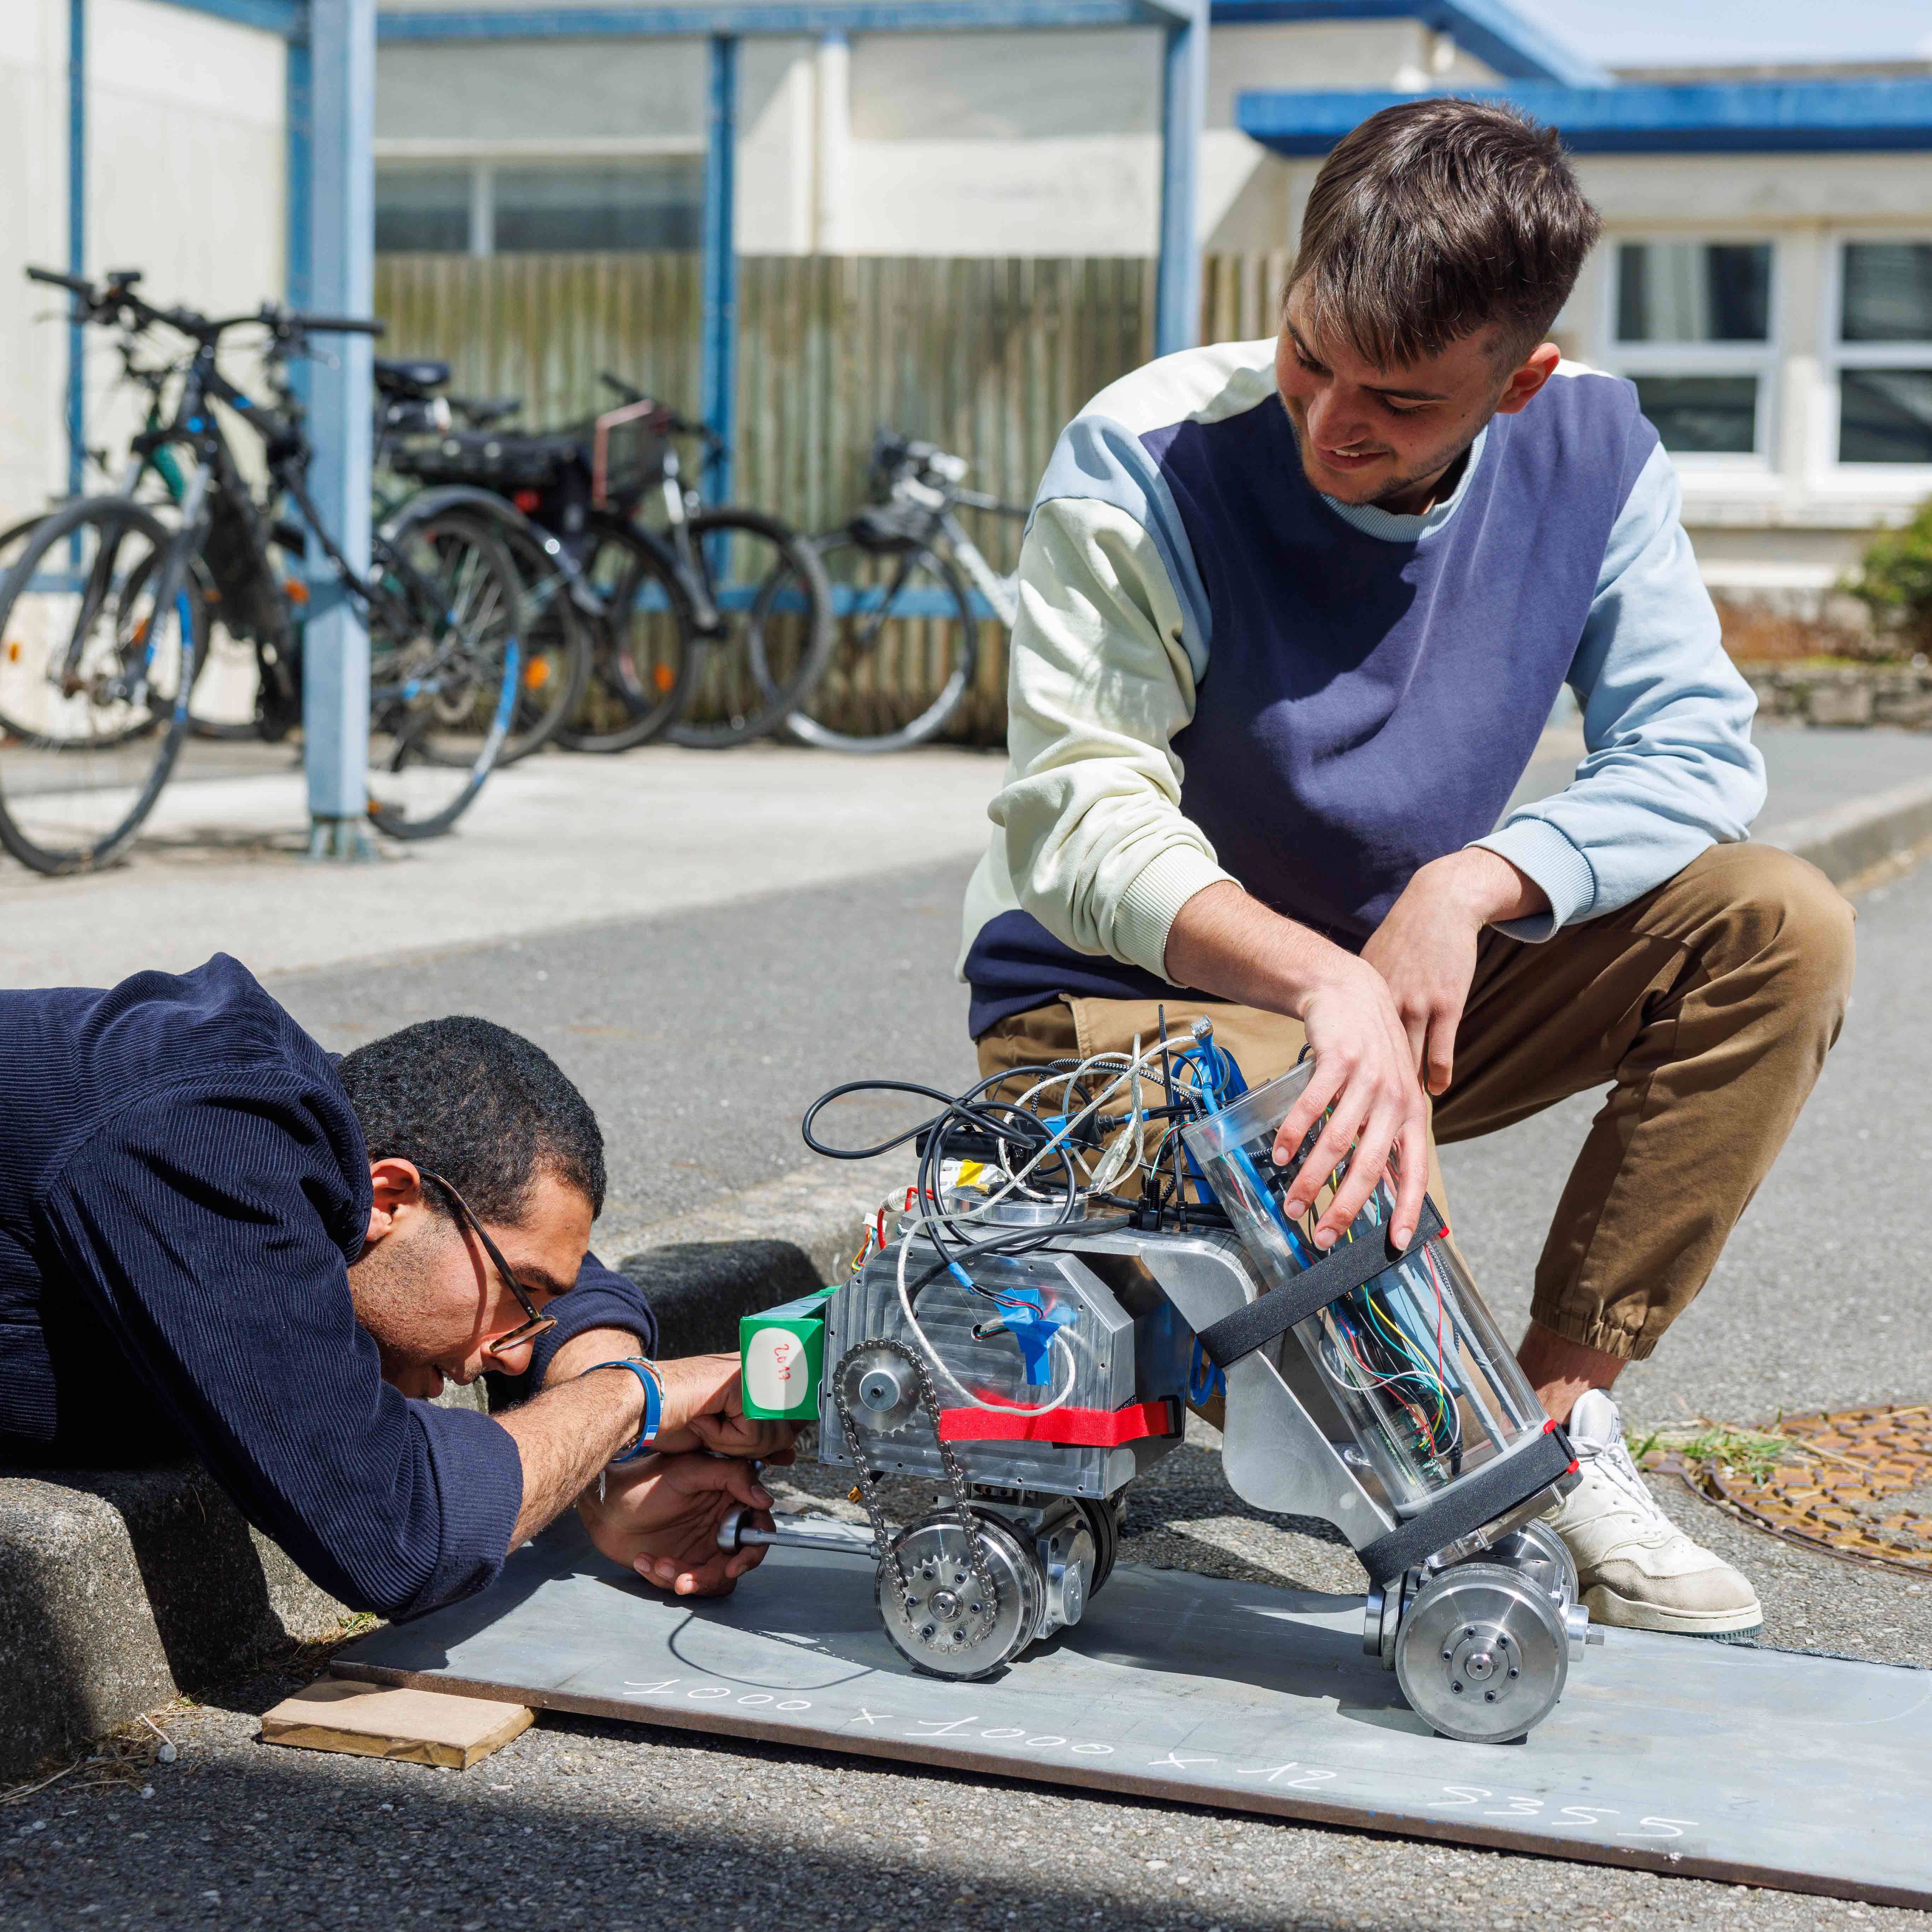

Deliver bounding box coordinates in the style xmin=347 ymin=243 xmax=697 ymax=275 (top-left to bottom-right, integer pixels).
xmin=420 ymin=1170 xmax=558 ymax=1352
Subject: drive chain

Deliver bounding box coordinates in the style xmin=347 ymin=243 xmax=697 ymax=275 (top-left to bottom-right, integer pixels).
xmin=832 ymin=1337 xmax=1000 ymax=1645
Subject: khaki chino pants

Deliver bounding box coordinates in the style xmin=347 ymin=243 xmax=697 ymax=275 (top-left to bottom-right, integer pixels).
xmin=977 ymin=843 xmax=1855 ymax=1362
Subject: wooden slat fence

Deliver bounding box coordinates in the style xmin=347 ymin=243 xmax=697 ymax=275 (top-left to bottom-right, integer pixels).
xmin=372 ymin=250 xmax=1288 ymax=742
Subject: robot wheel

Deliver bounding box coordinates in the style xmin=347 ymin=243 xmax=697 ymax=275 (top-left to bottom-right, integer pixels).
xmin=1393 ymin=1560 xmax=1570 ymax=1744
xmin=876 ymin=1511 xmax=1044 ymax=1681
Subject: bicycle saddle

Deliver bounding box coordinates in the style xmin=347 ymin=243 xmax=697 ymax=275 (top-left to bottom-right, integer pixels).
xmin=373 ymin=357 xmax=450 ymax=398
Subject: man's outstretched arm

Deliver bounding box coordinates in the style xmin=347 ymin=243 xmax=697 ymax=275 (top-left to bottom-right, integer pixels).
xmin=495 ymin=1334 xmax=746 ymax=1549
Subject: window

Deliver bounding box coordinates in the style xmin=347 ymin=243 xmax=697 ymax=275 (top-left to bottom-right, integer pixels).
xmin=1607 ymin=240 xmax=1776 ymax=460
xmin=375 ymin=168 xmax=471 ymax=253
xmin=493 ymin=163 xmax=702 ymax=252
xmin=1832 ymin=242 xmax=1932 ymax=467
xmin=374 ymin=159 xmax=704 ymax=256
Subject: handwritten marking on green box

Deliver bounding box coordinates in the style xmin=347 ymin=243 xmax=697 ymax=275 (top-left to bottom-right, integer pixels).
xmin=740 ymin=1286 xmax=836 ymax=1420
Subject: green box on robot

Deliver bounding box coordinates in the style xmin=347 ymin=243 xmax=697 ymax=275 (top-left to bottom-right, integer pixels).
xmin=739 ymin=1286 xmax=837 ymax=1420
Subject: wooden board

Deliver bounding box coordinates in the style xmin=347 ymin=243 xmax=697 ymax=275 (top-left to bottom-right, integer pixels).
xmin=260 ymin=1679 xmax=533 ymax=1770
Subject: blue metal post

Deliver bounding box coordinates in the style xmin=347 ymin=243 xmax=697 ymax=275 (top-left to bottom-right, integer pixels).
xmin=699 ymin=32 xmax=738 ymax=504
xmin=303 ymin=0 xmax=376 ymax=859
xmin=1153 ymin=0 xmax=1204 ymax=357
xmin=66 ymin=0 xmax=86 ymax=502
xmin=285 ymin=32 xmax=312 ymax=309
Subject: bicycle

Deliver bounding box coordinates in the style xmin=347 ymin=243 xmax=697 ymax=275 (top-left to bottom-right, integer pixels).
xmin=785 ymin=432 xmax=1028 ymax=753
xmin=0 ymin=267 xmax=525 ymax=874
xmin=0 ymin=330 xmax=250 ymax=743
xmin=371 ymin=359 xmax=593 ymax=765
xmin=583 ymin=374 xmax=832 ymax=751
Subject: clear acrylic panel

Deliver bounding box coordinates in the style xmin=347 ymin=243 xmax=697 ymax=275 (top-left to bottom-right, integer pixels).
xmin=1182 ymin=1064 xmax=1546 ymax=1513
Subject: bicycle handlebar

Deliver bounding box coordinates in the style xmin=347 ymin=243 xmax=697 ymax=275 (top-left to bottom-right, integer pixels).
xmin=27 ymin=266 xmax=95 ymax=297
xmin=284 ymin=311 xmax=386 ymax=337
xmin=29 ymin=267 xmax=383 ymax=350
xmin=952 ymin=486 xmax=1030 ymax=517
xmin=597 ymin=371 xmax=723 ymax=448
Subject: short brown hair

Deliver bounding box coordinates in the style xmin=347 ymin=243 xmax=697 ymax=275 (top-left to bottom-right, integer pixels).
xmin=1287 ymin=97 xmax=1602 ymax=369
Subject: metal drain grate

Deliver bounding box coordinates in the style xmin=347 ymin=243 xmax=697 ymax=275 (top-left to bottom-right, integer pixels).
xmin=1660 ymin=1405 xmax=1932 ymax=1577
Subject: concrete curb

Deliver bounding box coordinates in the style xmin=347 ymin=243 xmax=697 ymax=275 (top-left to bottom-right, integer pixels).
xmin=1768 ymin=772 xmax=1932 ymax=889
xmin=5 ymin=779 xmax=1922 ymax=1780
xmin=0 ymin=1466 xmax=349 ymax=1779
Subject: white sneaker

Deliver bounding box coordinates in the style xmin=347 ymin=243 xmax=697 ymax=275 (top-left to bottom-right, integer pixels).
xmin=1545 ymin=1389 xmax=1763 ymax=1640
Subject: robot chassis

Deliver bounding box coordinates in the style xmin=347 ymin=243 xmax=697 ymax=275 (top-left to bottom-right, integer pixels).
xmin=723 ymin=1047 xmax=1601 ymax=1746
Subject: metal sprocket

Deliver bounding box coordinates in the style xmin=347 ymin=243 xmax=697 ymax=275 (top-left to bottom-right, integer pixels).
xmin=832 ymin=1337 xmax=1001 ymax=1653
xmin=877 ymin=1511 xmax=1045 ymax=1680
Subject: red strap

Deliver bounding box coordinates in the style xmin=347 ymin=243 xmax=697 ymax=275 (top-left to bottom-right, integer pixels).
xmin=937 ymin=1397 xmax=1180 ymax=1447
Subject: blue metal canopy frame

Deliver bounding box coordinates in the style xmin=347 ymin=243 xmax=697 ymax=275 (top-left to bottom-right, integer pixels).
xmin=62 ymin=0 xmax=1203 ymax=839
xmin=1240 ymin=78 xmax=1932 ymax=156
xmin=1206 ymin=0 xmax=1605 ymax=87
xmin=375 ymin=0 xmax=1208 ymax=501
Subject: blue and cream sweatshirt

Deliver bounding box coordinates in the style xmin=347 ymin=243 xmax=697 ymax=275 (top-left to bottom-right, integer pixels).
xmin=959 ymin=339 xmax=1766 ymax=1037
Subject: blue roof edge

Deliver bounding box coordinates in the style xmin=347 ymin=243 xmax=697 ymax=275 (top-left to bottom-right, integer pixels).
xmin=1238 ymin=79 xmax=1932 ymax=155
xmin=1206 ymin=0 xmax=1609 ymax=88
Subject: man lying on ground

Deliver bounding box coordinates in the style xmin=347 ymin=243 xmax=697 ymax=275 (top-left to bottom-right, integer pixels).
xmin=0 ymin=954 xmax=785 ymax=1616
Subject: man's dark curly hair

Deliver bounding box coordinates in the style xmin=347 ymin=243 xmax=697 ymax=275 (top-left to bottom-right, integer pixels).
xmin=338 ymin=1016 xmax=606 ymax=1225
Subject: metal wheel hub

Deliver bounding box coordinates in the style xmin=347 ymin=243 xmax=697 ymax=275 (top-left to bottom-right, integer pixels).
xmin=1394 ymin=1561 xmax=1569 ymax=1744
xmin=878 ymin=1512 xmax=1043 ymax=1681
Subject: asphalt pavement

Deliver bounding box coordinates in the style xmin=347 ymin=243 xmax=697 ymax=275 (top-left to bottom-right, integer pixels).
xmin=35 ymin=826 xmax=1895 ymax=1932
xmin=6 ymin=730 xmax=1932 ymax=1930
xmin=272 ymin=856 xmax=983 ymax=1245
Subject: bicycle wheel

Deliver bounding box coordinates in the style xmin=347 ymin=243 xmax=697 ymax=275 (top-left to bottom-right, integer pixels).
xmin=554 ymin=517 xmax=699 ymax=753
xmin=364 ymin=511 xmax=523 ymax=840
xmin=782 ymin=534 xmax=979 ymax=753
xmin=478 ymin=512 xmax=590 ymax=764
xmin=0 ymin=498 xmax=196 ymax=874
xmin=0 ymin=515 xmax=52 ymax=741
xmin=668 ymin=508 xmax=832 ymax=750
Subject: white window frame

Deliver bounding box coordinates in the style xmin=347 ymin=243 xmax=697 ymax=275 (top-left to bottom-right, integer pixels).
xmin=1818 ymin=232 xmax=1932 ymax=495
xmin=1598 ymin=234 xmax=1781 ymax=475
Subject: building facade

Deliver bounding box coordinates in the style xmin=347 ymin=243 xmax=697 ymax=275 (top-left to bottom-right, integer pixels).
xmin=373 ymin=3 xmax=1932 ymax=606
xmin=3 ymin=0 xmax=1924 ymax=606
xmin=0 ymin=0 xmax=288 ymax=531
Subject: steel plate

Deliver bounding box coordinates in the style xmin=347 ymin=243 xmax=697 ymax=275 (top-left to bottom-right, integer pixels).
xmin=336 ymin=1519 xmax=1932 ymax=1909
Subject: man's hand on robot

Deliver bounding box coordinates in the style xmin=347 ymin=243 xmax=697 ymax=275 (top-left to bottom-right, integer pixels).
xmin=1272 ymin=958 xmax=1430 ymax=1252
xmin=642 ymin=1351 xmax=776 ymax=1456
xmin=689 ymin=1412 xmax=799 ymax=1463
xmin=579 ymin=1451 xmax=775 ymax=1596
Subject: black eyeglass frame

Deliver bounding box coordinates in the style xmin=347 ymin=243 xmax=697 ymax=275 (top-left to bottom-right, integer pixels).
xmin=420 ymin=1169 xmax=559 ymax=1351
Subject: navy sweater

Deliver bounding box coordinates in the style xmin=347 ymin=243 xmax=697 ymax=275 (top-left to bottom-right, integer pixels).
xmin=0 ymin=955 xmax=656 ymax=1618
